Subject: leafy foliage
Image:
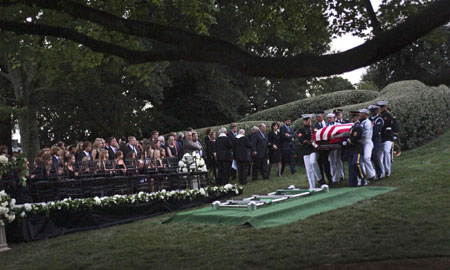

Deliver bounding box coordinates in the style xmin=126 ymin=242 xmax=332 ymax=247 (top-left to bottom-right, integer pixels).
xmin=361 ymin=26 xmax=450 ymax=88
xmin=241 ymin=90 xmax=378 ymax=121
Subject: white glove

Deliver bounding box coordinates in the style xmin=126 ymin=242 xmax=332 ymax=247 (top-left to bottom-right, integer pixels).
xmin=342 ymin=141 xmax=347 ymax=146
xmin=312 ymin=142 xmax=319 ymax=148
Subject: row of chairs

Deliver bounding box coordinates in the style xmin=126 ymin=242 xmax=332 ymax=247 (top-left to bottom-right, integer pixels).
xmin=31 ymin=157 xmax=181 ymax=181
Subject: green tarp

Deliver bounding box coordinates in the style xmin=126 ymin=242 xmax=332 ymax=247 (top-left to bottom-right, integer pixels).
xmin=163 ymin=186 xmax=395 ymax=228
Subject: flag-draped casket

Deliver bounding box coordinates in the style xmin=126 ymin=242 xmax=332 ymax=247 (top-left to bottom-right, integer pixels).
xmin=313 ymin=123 xmax=353 ymax=144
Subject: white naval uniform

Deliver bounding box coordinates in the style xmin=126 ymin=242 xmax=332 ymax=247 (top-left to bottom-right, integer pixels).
xmin=360 ymin=118 xmax=376 ymax=179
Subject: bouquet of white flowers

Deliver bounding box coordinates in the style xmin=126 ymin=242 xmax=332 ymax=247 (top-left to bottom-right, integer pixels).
xmin=177 ymin=152 xmax=207 ymax=173
xmin=0 ymin=190 xmax=16 ymax=226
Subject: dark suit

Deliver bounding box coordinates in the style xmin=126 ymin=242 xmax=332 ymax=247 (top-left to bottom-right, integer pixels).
xmin=216 ymin=135 xmax=233 ymax=185
xmin=280 ymin=124 xmax=296 ymax=175
xmin=227 ymin=131 xmax=238 ymax=180
xmin=204 ymin=136 xmax=217 ymax=180
xmin=52 ymin=155 xmax=62 ymax=166
xmin=123 ymin=144 xmax=138 ymax=158
xmin=106 ymin=146 xmax=118 ymax=160
xmin=251 ymin=131 xmax=269 ymax=180
xmin=233 ymin=135 xmax=252 ymax=184
xmin=77 ymin=151 xmax=93 ymax=162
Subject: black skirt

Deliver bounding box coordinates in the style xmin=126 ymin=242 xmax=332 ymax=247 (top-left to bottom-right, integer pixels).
xmin=268 ymin=131 xmax=282 ymax=163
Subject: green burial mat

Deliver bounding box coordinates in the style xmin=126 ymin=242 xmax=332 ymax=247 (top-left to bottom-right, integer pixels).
xmin=163 ymin=186 xmax=395 ymax=228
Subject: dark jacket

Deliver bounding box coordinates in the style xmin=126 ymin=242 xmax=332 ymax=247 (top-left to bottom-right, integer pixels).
xmin=280 ymin=125 xmax=295 ymax=151
xmin=347 ymin=122 xmax=364 ymax=154
xmin=205 ymin=136 xmax=216 ymax=160
xmin=216 ymin=135 xmax=233 ymax=161
xmin=297 ymin=125 xmax=315 ymax=156
xmin=233 ymin=135 xmax=252 ymax=162
xmin=251 ymin=130 xmax=268 ymax=159
xmin=77 ymin=151 xmax=93 ymax=162
xmin=380 ymin=111 xmax=394 ymax=142
xmin=106 ymin=145 xmax=118 ymax=160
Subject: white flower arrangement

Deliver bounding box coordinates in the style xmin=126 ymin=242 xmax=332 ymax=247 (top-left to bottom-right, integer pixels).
xmin=0 ymin=156 xmax=8 ymax=165
xmin=177 ymin=152 xmax=208 ymax=173
xmin=12 ymin=184 xmax=243 ymax=219
xmin=0 ymin=190 xmax=16 ymax=226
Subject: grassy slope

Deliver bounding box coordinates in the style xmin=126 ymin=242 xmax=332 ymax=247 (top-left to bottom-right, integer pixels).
xmin=2 ymin=130 xmax=449 ymax=270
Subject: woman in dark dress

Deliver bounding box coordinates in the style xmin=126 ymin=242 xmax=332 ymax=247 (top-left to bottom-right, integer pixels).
xmin=204 ymin=129 xmax=217 ymax=181
xmin=65 ymin=154 xmax=78 ymax=179
xmin=268 ymin=122 xmax=282 ymax=177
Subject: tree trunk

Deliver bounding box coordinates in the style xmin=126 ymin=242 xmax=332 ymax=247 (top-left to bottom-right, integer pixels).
xmin=17 ymin=102 xmax=40 ymax=163
xmin=0 ymin=114 xmax=12 ymax=154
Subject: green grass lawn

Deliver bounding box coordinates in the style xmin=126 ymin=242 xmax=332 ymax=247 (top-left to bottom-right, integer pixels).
xmin=2 ymin=130 xmax=450 ymax=270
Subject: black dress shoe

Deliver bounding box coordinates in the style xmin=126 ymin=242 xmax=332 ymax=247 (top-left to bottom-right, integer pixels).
xmin=339 ymin=178 xmax=344 ymax=183
xmin=318 ymin=179 xmax=325 ymax=186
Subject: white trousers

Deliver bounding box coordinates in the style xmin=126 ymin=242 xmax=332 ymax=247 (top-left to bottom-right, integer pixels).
xmin=382 ymin=141 xmax=393 ymax=176
xmin=328 ymin=150 xmax=338 ymax=183
xmin=336 ymin=149 xmax=345 ymax=180
xmin=361 ymin=141 xmax=376 ymax=179
xmin=304 ymin=153 xmax=321 ymax=189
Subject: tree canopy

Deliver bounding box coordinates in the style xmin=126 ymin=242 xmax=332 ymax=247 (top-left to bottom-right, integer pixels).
xmin=0 ymin=0 xmax=449 ymax=78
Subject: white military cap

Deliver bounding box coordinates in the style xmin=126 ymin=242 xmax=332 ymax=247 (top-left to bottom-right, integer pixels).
xmin=359 ymin=109 xmax=370 ymax=114
xmin=326 ymin=113 xmax=335 ymax=118
xmin=302 ymin=114 xmax=313 ymax=119
xmin=376 ymin=101 xmax=388 ymax=106
xmin=368 ymin=105 xmax=379 ymax=110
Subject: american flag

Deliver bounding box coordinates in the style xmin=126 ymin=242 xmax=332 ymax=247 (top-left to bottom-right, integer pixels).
xmin=313 ymin=123 xmax=353 ymax=144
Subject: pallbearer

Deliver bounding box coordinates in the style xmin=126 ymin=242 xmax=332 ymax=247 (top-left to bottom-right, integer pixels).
xmin=326 ymin=113 xmax=340 ymax=183
xmin=297 ymin=114 xmax=322 ymax=189
xmin=359 ymin=109 xmax=376 ymax=182
xmin=343 ymin=111 xmax=365 ymax=187
xmin=377 ymin=101 xmax=394 ymax=177
xmin=314 ymin=110 xmax=332 ymax=184
xmin=334 ymin=109 xmax=349 ymax=124
xmin=368 ymin=105 xmax=385 ymax=179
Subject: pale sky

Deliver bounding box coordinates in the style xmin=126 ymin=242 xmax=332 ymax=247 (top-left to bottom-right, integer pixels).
xmin=330 ymin=0 xmax=382 ymax=84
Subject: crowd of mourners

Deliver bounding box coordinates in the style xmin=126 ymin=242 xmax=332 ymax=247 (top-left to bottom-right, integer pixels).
xmin=0 ymin=100 xmax=399 ymax=188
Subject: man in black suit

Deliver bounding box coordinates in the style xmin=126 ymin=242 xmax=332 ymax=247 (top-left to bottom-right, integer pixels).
xmin=123 ymin=136 xmax=139 ymax=158
xmin=233 ymin=129 xmax=252 ymax=185
xmin=251 ymin=123 xmax=269 ymax=180
xmin=106 ymin=137 xmax=119 ymax=160
xmin=280 ymin=117 xmax=296 ymax=175
xmin=77 ymin=141 xmax=93 ymax=162
xmin=227 ymin=123 xmax=238 ymax=180
xmin=216 ymin=127 xmax=233 ymax=185
xmin=119 ymin=137 xmax=127 ymax=152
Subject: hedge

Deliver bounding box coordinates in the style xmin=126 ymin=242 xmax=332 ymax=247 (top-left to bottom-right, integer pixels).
xmin=292 ymin=80 xmax=450 ymax=150
xmin=241 ymin=90 xmax=379 ymax=122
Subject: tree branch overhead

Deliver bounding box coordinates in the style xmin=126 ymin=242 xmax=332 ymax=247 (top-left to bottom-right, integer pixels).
xmin=0 ymin=0 xmax=449 ymax=78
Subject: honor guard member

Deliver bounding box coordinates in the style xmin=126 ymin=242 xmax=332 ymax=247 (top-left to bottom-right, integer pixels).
xmin=359 ymin=109 xmax=376 ymax=182
xmin=314 ymin=111 xmax=332 ymax=184
xmin=368 ymin=105 xmax=385 ymax=179
xmin=376 ymin=101 xmax=394 ymax=177
xmin=333 ymin=109 xmax=347 ymax=181
xmin=326 ymin=113 xmax=342 ymax=183
xmin=343 ymin=111 xmax=365 ymax=187
xmin=334 ymin=109 xmax=349 ymax=124
xmin=297 ymin=114 xmax=323 ymax=189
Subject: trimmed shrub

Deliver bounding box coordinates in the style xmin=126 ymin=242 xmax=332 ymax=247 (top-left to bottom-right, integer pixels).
xmin=241 ymin=90 xmax=379 ymax=121
xmin=292 ymin=81 xmax=450 ymax=150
